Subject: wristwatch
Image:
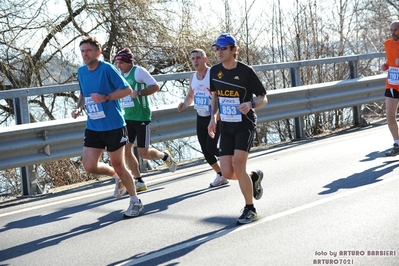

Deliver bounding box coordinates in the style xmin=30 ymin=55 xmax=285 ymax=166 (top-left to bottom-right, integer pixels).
xmin=251 ymin=99 xmax=256 ymax=108
xmin=138 ymin=90 xmax=142 ymax=96
xmin=105 ymin=94 xmax=110 ymax=102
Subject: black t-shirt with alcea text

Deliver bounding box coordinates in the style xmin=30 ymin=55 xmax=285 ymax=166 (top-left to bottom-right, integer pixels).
xmin=210 ymin=61 xmax=267 ymax=128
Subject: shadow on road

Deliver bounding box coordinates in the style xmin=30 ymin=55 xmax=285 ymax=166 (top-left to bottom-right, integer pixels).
xmin=0 ymin=205 xmax=123 ymax=263
xmin=319 ymin=159 xmax=399 ymax=195
xmin=109 ymin=218 xmax=237 ymax=266
xmin=0 ymin=183 xmax=232 ymax=264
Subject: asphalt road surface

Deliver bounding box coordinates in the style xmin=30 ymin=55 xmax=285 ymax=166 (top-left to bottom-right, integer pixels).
xmin=0 ymin=121 xmax=398 ymax=266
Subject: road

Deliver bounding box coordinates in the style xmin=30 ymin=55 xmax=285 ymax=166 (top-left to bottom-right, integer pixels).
xmin=0 ymin=121 xmax=398 ymax=266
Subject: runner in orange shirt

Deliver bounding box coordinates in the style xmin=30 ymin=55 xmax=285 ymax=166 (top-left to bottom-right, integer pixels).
xmin=382 ymin=20 xmax=399 ymax=156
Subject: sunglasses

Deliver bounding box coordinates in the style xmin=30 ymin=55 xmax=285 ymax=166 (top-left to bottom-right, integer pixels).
xmin=214 ymin=45 xmax=233 ymax=51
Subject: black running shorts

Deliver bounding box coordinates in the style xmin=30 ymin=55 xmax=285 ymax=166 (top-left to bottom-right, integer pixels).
xmin=84 ymin=127 xmax=128 ymax=152
xmin=219 ymin=125 xmax=255 ymax=156
xmin=385 ymin=88 xmax=399 ymax=98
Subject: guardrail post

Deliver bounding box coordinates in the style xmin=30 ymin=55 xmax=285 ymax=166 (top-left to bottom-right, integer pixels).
xmin=21 ymin=165 xmax=42 ymax=196
xmin=290 ymin=67 xmax=305 ymax=139
xmin=13 ymin=97 xmax=30 ymax=124
xmin=13 ymin=96 xmax=39 ymax=196
xmin=349 ymin=60 xmax=364 ymax=126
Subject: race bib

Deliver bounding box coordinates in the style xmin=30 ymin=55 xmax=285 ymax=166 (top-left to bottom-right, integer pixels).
xmin=194 ymin=91 xmax=210 ymax=112
xmin=85 ymin=96 xmax=105 ymax=120
xmin=219 ymin=96 xmax=242 ymax=122
xmin=388 ymin=67 xmax=399 ymax=85
xmin=122 ymin=95 xmax=135 ymax=108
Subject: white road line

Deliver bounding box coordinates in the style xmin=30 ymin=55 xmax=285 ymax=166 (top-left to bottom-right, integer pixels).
xmin=117 ymin=175 xmax=398 ymax=266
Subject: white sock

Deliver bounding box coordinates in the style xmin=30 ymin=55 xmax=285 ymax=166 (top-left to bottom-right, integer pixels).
xmin=130 ymin=195 xmax=140 ymax=203
xmin=395 ymin=140 xmax=399 ymax=145
xmin=113 ymin=174 xmax=119 ymax=181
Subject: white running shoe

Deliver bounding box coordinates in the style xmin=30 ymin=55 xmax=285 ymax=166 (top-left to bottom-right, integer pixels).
xmin=113 ymin=179 xmax=127 ymax=198
xmin=123 ymin=199 xmax=144 ymax=218
xmin=135 ymin=181 xmax=148 ymax=192
xmin=209 ymin=174 xmax=229 ymax=187
xmin=164 ymin=150 xmax=177 ymax=172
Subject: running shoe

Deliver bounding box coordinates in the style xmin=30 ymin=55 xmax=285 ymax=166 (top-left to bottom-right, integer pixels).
xmin=113 ymin=179 xmax=127 ymax=198
xmin=209 ymin=174 xmax=229 ymax=187
xmin=386 ymin=143 xmax=399 ymax=156
xmin=123 ymin=199 xmax=144 ymax=218
xmin=236 ymin=207 xmax=258 ymax=225
xmin=135 ymin=181 xmax=148 ymax=192
xmin=251 ymin=170 xmax=264 ymax=200
xmin=164 ymin=150 xmax=177 ymax=172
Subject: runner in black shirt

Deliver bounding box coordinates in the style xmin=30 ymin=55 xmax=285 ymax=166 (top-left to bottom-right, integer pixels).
xmin=208 ymin=33 xmax=268 ymax=225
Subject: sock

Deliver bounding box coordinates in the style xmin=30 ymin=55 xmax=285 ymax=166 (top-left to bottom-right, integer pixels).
xmin=217 ymin=172 xmax=222 ymax=177
xmin=135 ymin=177 xmax=144 ymax=183
xmin=162 ymin=152 xmax=168 ymax=161
xmin=394 ymin=140 xmax=399 ymax=145
xmin=130 ymin=195 xmax=140 ymax=203
xmin=245 ymin=204 xmax=256 ymax=212
xmin=113 ymin=174 xmax=119 ymax=181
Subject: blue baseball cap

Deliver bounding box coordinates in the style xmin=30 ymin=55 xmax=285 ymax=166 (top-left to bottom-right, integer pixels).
xmin=212 ymin=33 xmax=237 ymax=47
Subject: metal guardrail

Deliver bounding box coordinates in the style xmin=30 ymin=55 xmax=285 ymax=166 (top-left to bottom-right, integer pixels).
xmin=0 ymin=117 xmax=86 ymax=170
xmin=0 ymin=53 xmax=387 ymax=195
xmin=0 ymin=53 xmax=386 ymax=124
xmin=260 ymin=74 xmax=386 ymax=122
xmin=0 ymin=74 xmax=386 ymax=172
